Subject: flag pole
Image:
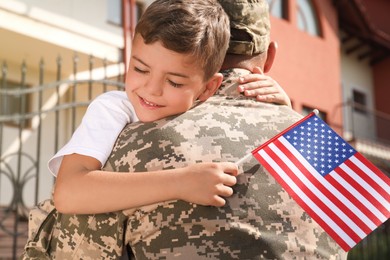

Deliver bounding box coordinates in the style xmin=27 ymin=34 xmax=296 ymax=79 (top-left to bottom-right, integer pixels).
xmin=235 ymin=152 xmax=252 ymax=165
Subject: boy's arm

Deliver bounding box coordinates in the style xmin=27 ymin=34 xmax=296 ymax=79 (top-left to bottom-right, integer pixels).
xmin=48 ymin=91 xmax=136 ymax=177
xmin=237 ymin=67 xmax=292 ymax=108
xmin=53 ymin=153 xmax=238 ymax=214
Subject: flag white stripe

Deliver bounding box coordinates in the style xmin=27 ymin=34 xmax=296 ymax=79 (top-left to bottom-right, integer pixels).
xmin=350 ymin=156 xmax=390 ymax=196
xmin=279 ymin=137 xmax=377 ymax=230
xmin=258 ymin=149 xmax=356 ymax=248
xmin=269 ymin=142 xmax=366 ymax=238
xmin=340 ymin=163 xmax=390 ymax=211
xmin=330 ymin=171 xmax=387 ymax=222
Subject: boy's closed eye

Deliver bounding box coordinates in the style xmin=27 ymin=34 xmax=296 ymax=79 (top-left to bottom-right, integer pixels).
xmin=134 ymin=66 xmax=149 ymax=74
xmin=166 ymin=79 xmax=183 ymax=88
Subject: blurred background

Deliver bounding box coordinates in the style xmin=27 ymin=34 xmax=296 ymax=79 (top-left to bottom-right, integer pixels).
xmin=0 ymin=0 xmax=389 ymax=259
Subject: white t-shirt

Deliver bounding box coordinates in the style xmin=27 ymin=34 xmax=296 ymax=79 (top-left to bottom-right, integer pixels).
xmin=48 ymin=90 xmax=139 ymax=176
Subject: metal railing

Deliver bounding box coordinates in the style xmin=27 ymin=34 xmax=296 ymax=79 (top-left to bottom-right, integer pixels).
xmin=342 ymin=100 xmax=390 ymax=259
xmin=0 ymin=56 xmax=125 ymax=259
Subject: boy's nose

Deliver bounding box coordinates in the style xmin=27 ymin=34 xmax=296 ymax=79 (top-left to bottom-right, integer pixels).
xmin=144 ymin=78 xmax=163 ymax=96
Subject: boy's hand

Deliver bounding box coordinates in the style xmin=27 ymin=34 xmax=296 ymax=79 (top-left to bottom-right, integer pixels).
xmin=178 ymin=162 xmax=238 ymax=207
xmin=237 ymin=66 xmax=292 ymax=108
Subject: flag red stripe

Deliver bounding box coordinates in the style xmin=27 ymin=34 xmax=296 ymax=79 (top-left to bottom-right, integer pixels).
xmin=344 ymin=160 xmax=390 ymax=217
xmin=267 ymin=144 xmax=363 ymax=242
xmin=344 ymin=159 xmax=390 ymax=202
xmin=354 ymin=152 xmax=390 ymax=187
xmin=253 ymin=149 xmax=353 ymax=251
xmin=274 ymin=139 xmax=372 ymax=235
xmin=325 ymin=173 xmax=383 ymax=226
xmin=333 ymin=166 xmax=389 ymax=217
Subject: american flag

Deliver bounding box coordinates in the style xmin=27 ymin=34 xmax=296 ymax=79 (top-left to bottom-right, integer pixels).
xmin=252 ymin=112 xmax=390 ymax=251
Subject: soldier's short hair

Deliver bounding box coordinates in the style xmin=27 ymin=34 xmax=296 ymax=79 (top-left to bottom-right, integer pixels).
xmin=135 ymin=0 xmax=230 ymax=81
xmin=219 ymin=0 xmax=271 ymax=55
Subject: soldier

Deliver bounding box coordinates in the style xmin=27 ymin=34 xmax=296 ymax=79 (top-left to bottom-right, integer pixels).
xmin=22 ymin=0 xmax=345 ymax=259
xmin=100 ymin=0 xmax=346 ymax=259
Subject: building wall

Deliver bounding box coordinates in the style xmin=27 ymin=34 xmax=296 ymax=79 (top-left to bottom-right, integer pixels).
xmin=340 ymin=50 xmax=376 ymax=141
xmin=0 ymin=0 xmax=123 ymax=76
xmin=373 ymin=58 xmax=390 ymax=142
xmin=14 ymin=0 xmax=123 ymax=36
xmin=267 ymin=0 xmax=343 ymax=133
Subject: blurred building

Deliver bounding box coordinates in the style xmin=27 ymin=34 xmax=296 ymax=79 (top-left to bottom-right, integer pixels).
xmin=0 ymin=0 xmax=389 ymax=258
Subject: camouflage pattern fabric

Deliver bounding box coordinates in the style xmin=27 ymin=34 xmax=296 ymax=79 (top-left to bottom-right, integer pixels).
xmin=103 ymin=68 xmax=347 ymax=259
xmin=21 ymin=203 xmax=128 ymax=259
xmin=21 ymin=68 xmax=347 ymax=259
xmin=21 ymin=199 xmax=57 ymax=259
xmin=220 ymin=0 xmax=271 ymax=55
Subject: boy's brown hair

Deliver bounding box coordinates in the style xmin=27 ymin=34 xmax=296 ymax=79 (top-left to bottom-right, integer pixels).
xmin=135 ymin=0 xmax=230 ymax=81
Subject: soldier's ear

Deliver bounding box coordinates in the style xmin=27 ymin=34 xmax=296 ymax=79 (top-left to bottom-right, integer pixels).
xmin=264 ymin=41 xmax=277 ymax=73
xmin=198 ymin=73 xmax=223 ymax=102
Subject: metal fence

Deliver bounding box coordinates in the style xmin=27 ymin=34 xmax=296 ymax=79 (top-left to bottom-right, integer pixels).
xmin=0 ymin=56 xmax=125 ymax=259
xmin=0 ymin=57 xmax=389 ymax=259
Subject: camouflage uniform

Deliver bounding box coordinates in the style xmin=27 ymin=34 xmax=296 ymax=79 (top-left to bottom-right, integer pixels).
xmin=101 ymin=68 xmax=347 ymax=259
xmin=22 ymin=69 xmax=346 ymax=259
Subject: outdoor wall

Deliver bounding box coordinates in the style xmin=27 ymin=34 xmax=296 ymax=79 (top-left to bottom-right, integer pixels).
xmin=0 ymin=0 xmax=123 ymax=47
xmin=373 ymin=58 xmax=390 ymax=142
xmin=0 ymin=0 xmax=123 ymax=76
xmin=340 ymin=50 xmax=376 ymax=141
xmin=267 ymin=0 xmax=342 ymax=134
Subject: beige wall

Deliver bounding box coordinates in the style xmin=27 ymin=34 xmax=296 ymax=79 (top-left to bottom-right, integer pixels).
xmin=340 ymin=49 xmax=376 ymax=141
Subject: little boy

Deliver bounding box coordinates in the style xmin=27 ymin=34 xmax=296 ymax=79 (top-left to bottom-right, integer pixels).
xmin=50 ymin=0 xmax=291 ymax=215
xmin=50 ymin=0 xmax=235 ymax=215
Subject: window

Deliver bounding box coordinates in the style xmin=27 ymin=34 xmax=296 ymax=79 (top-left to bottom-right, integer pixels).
xmin=0 ymin=81 xmax=31 ymax=127
xmin=267 ymin=0 xmax=288 ymax=19
xmin=296 ymin=0 xmax=321 ymax=36
xmin=302 ymin=106 xmax=327 ymax=122
xmin=352 ymin=89 xmax=367 ymax=114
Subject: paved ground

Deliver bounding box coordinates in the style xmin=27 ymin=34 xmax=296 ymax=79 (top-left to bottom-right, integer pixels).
xmin=0 ymin=208 xmax=28 ymax=260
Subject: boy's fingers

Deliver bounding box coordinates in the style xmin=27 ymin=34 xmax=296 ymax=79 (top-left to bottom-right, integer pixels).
xmin=219 ymin=186 xmax=234 ymax=197
xmin=212 ymin=196 xmax=226 ymax=207
xmin=222 ymin=174 xmax=237 ymax=186
xmin=245 ymin=87 xmax=277 ymax=97
xmin=238 ymin=74 xmax=267 ymax=84
xmin=222 ymin=162 xmax=239 ymax=176
xmin=256 ymin=94 xmax=290 ymax=107
xmin=256 ymin=94 xmax=277 ymax=102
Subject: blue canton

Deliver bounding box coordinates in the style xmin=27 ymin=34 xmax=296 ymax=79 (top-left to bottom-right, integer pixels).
xmin=283 ymin=115 xmax=356 ymax=176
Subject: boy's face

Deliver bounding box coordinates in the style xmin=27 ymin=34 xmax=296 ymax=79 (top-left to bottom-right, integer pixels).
xmin=126 ymin=34 xmax=221 ymax=122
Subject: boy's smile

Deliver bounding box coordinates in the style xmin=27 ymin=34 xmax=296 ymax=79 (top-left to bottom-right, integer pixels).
xmin=125 ymin=34 xmax=221 ymax=122
xmin=138 ymin=96 xmax=163 ymax=109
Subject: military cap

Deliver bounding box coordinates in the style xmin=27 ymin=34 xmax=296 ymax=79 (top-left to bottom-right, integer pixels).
xmin=219 ymin=0 xmax=271 ymax=55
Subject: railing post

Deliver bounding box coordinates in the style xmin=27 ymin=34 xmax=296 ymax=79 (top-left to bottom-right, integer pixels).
xmin=54 ymin=56 xmax=62 ymax=161
xmin=0 ymin=61 xmax=7 ymax=204
xmin=72 ymin=53 xmax=79 ymax=132
xmin=12 ymin=60 xmax=27 ymax=259
xmin=347 ymin=98 xmax=355 ymax=140
xmin=89 ymin=55 xmax=94 ymax=100
xmin=103 ymin=58 xmax=108 ymax=92
xmin=34 ymin=59 xmax=44 ymax=204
